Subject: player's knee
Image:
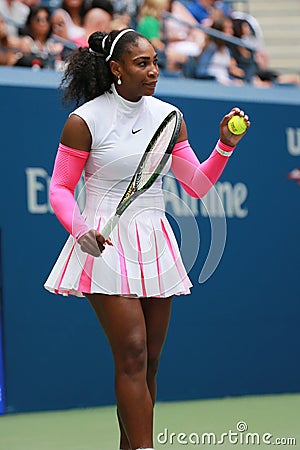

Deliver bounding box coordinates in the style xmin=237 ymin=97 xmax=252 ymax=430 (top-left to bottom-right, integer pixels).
xmin=117 ymin=338 xmax=147 ymax=376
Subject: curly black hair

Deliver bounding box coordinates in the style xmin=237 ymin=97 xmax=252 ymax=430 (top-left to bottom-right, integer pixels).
xmin=60 ymin=29 xmax=145 ymax=107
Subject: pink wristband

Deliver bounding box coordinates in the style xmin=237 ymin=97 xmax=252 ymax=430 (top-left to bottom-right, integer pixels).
xmin=216 ymin=139 xmax=236 ymax=157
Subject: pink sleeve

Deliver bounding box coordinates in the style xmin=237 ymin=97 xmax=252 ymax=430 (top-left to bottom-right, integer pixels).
xmin=49 ymin=143 xmax=90 ymax=239
xmin=171 ymin=139 xmax=235 ymax=198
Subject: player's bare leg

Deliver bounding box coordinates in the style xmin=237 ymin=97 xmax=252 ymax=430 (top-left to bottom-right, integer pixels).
xmin=116 ymin=296 xmax=172 ymax=449
xmin=87 ymin=294 xmax=155 ymax=449
xmin=141 ymin=297 xmax=172 ymax=404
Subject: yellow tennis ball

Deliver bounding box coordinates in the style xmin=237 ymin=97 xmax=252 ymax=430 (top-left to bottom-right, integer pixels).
xmin=228 ymin=115 xmax=247 ymax=135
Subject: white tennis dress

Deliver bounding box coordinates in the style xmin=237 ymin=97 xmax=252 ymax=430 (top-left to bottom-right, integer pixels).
xmin=44 ymin=84 xmax=192 ymax=298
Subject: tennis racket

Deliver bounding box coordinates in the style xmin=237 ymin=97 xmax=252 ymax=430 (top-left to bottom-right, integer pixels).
xmin=100 ymin=109 xmax=182 ymax=239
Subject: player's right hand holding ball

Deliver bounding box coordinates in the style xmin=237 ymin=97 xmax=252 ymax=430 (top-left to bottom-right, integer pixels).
xmin=219 ymin=107 xmax=250 ymax=147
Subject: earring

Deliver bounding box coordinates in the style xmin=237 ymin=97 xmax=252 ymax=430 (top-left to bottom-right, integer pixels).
xmin=117 ymin=75 xmax=122 ymax=85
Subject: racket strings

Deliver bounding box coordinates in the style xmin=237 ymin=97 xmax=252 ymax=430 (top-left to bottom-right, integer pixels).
xmin=136 ymin=117 xmax=177 ymax=188
xmin=116 ymin=111 xmax=181 ymax=215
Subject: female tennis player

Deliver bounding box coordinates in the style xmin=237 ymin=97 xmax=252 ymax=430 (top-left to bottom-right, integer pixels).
xmin=44 ymin=29 xmax=250 ymax=450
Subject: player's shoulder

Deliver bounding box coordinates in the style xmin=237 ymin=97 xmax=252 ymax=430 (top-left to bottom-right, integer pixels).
xmin=71 ymin=92 xmax=109 ymax=117
xmin=146 ymin=95 xmax=181 ymax=115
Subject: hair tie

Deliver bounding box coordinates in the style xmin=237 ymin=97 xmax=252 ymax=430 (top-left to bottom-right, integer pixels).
xmin=89 ymin=48 xmax=104 ymax=57
xmin=102 ymin=35 xmax=108 ymax=51
xmin=105 ymin=28 xmax=135 ymax=62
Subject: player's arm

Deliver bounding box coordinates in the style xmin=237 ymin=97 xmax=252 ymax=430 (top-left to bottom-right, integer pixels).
xmin=171 ymin=108 xmax=250 ymax=198
xmin=176 ymin=117 xmax=188 ymax=143
xmin=49 ymin=116 xmax=109 ymax=257
xmin=60 ymin=114 xmax=92 ymax=151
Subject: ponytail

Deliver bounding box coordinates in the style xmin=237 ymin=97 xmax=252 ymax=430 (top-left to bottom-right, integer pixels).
xmin=60 ymin=32 xmax=112 ymax=106
xmin=60 ymin=29 xmax=143 ymax=107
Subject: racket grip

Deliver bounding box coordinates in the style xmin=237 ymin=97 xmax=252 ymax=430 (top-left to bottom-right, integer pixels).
xmin=100 ymin=214 xmax=120 ymax=240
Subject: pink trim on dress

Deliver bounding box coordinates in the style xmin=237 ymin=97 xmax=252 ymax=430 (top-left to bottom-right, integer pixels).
xmin=55 ymin=242 xmax=77 ymax=293
xmin=78 ymin=254 xmax=94 ymax=293
xmin=160 ymin=219 xmax=190 ymax=291
xmin=118 ymin=228 xmax=131 ymax=295
xmin=78 ymin=216 xmax=103 ymax=293
xmin=135 ymin=222 xmax=147 ymax=298
xmin=152 ymin=225 xmax=163 ymax=296
xmin=96 ymin=216 xmax=102 ymax=232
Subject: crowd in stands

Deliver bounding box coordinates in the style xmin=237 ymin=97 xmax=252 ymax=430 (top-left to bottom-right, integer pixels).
xmin=1 ymin=0 xmax=299 ymax=87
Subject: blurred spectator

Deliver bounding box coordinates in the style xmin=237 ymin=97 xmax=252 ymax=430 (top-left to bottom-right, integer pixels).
xmin=110 ymin=11 xmax=131 ymax=29
xmin=137 ymin=0 xmax=203 ymax=76
xmin=0 ymin=0 xmax=29 ymax=35
xmin=111 ymin=0 xmax=141 ymax=27
xmin=231 ymin=14 xmax=300 ymax=87
xmin=51 ymin=7 xmax=70 ymax=39
xmin=137 ymin=0 xmax=181 ymax=75
xmin=51 ymin=7 xmax=84 ymax=40
xmin=229 ymin=17 xmax=260 ymax=83
xmin=86 ymin=0 xmax=113 ymax=16
xmin=188 ymin=16 xmax=244 ymax=84
xmin=212 ymin=0 xmax=230 ymax=20
xmin=19 ymin=0 xmax=40 ymax=8
xmin=164 ymin=0 xmax=204 ymax=62
xmin=184 ymin=0 xmax=214 ymax=25
xmin=184 ymin=0 xmax=230 ymax=27
xmin=50 ymin=8 xmax=77 ymax=66
xmin=72 ymin=6 xmax=112 ymax=46
xmin=18 ymin=5 xmax=63 ymax=67
xmin=61 ymin=0 xmax=85 ymax=35
xmin=231 ymin=11 xmax=268 ymax=70
xmin=167 ymin=0 xmax=199 ymax=27
xmin=137 ymin=0 xmax=169 ymax=52
xmin=0 ymin=13 xmax=24 ymax=64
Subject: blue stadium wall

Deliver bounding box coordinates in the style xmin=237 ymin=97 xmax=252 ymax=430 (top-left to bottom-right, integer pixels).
xmin=0 ymin=68 xmax=299 ymax=413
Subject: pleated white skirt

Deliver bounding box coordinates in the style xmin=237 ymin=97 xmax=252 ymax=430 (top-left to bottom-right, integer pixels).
xmin=44 ymin=178 xmax=192 ymax=298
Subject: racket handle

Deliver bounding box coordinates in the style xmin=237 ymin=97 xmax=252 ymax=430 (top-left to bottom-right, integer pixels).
xmin=100 ymin=214 xmax=120 ymax=240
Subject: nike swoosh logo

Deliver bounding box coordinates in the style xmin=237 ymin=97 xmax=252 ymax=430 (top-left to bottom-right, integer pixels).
xmin=132 ymin=128 xmax=142 ymax=134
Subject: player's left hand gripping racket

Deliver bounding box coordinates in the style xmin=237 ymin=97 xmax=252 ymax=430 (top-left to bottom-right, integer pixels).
xmin=100 ymin=109 xmax=182 ymax=240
